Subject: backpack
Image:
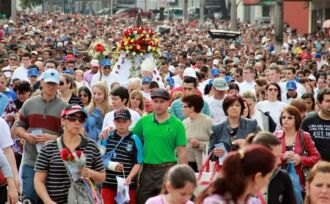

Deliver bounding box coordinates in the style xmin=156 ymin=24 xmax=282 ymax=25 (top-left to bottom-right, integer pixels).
xmin=56 ymin=138 xmax=103 ymax=204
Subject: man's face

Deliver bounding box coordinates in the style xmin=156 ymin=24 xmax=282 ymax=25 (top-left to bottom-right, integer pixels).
xmin=317 ymin=78 xmax=327 ymax=90
xmin=287 ymin=89 xmax=297 ymax=97
xmin=152 ymin=97 xmax=169 ymax=115
xmin=41 ymin=81 xmax=59 ymax=97
xmin=318 ymin=94 xmax=330 ymax=115
xmin=22 ymin=57 xmax=31 ymax=68
xmin=243 ymin=69 xmax=253 ymax=81
xmin=44 ymin=62 xmax=56 ymax=70
xmin=111 ymin=95 xmax=125 ymax=109
xmin=102 ymin=66 xmax=111 ymax=76
xmin=327 ymin=75 xmax=330 ymax=86
xmin=284 ymin=70 xmax=295 ymax=80
xmin=0 ymin=76 xmax=7 ymax=92
xmin=268 ymin=70 xmax=280 ymax=83
xmin=182 ymin=82 xmax=195 ymax=95
xmin=67 ymin=62 xmax=75 ymax=70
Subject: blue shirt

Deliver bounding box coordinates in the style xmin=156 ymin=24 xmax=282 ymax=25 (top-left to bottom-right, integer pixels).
xmin=169 ymin=98 xmax=210 ymax=121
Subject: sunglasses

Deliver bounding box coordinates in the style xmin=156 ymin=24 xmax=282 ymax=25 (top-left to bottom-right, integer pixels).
xmin=9 ymin=58 xmax=16 ymax=61
xmin=65 ymin=114 xmax=85 ymax=123
xmin=281 ymin=115 xmax=295 ymax=120
xmin=79 ymin=94 xmax=88 ymax=97
xmin=268 ymin=88 xmax=278 ymax=92
xmin=59 ymin=81 xmax=65 ymax=86
xmin=103 ymin=66 xmax=111 ymax=70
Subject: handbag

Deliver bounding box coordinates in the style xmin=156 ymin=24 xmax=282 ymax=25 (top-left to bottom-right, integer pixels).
xmin=286 ymin=163 xmax=303 ymax=204
xmin=57 ymin=138 xmax=103 ymax=204
xmin=194 ymin=151 xmax=220 ymax=197
xmin=299 ymin=130 xmax=310 ymax=179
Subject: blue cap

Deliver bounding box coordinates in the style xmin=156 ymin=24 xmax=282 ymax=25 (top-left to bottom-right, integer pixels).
xmin=142 ymin=76 xmax=152 ymax=84
xmin=315 ymin=53 xmax=321 ymax=58
xmin=211 ymin=68 xmax=220 ymax=76
xmin=41 ymin=69 xmax=60 ymax=84
xmin=63 ymin=68 xmax=75 ymax=75
xmin=224 ymin=75 xmax=234 ymax=83
xmin=286 ymin=81 xmax=297 ymax=90
xmin=101 ymin=59 xmax=111 ymax=67
xmin=28 ymin=68 xmax=39 ymax=77
xmin=166 ymin=77 xmax=174 ymax=87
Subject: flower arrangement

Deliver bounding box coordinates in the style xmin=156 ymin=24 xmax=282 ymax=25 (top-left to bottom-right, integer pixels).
xmin=88 ymin=39 xmax=111 ymax=61
xmin=60 ymin=148 xmax=86 ymax=181
xmin=117 ymin=26 xmax=161 ymax=58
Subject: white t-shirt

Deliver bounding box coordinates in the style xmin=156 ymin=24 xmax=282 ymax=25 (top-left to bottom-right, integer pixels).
xmin=102 ymin=108 xmax=141 ymax=130
xmin=0 ymin=117 xmax=14 ymax=149
xmin=172 ymin=75 xmax=183 ymax=88
xmin=255 ymin=100 xmax=287 ymax=124
xmin=90 ymin=72 xmax=120 ymax=91
xmin=239 ymin=80 xmax=256 ymax=95
xmin=205 ymin=96 xmax=226 ymax=125
xmin=11 ymin=66 xmax=29 ymax=84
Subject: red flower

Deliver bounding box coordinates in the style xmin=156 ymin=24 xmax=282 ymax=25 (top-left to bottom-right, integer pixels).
xmin=60 ymin=148 xmax=70 ymax=161
xmin=76 ymin=150 xmax=82 ymax=158
xmin=61 ymin=148 xmax=74 ymax=161
xmin=95 ymin=43 xmax=105 ymax=53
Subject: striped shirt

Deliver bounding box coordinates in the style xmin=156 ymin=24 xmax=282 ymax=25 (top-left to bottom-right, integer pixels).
xmin=34 ymin=136 xmax=104 ymax=204
xmin=103 ymin=131 xmax=143 ymax=190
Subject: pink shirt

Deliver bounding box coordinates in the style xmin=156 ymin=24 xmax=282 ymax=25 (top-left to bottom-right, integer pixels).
xmin=146 ymin=195 xmax=194 ymax=204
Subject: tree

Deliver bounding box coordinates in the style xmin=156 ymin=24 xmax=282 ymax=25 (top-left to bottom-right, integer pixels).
xmin=20 ymin=0 xmax=42 ymax=9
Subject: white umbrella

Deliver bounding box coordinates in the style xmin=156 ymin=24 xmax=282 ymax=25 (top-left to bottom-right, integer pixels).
xmin=322 ymin=19 xmax=330 ymax=28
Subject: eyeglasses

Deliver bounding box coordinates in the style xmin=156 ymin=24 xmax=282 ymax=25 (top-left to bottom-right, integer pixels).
xmin=268 ymin=88 xmax=278 ymax=92
xmin=281 ymin=115 xmax=295 ymax=120
xmin=59 ymin=81 xmax=65 ymax=86
xmin=9 ymin=58 xmax=16 ymax=61
xmin=183 ymin=87 xmax=194 ymax=91
xmin=65 ymin=114 xmax=85 ymax=123
xmin=79 ymin=94 xmax=88 ymax=97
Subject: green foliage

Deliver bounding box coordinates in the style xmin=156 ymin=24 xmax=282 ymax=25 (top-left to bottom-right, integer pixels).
xmin=20 ymin=0 xmax=42 ymax=9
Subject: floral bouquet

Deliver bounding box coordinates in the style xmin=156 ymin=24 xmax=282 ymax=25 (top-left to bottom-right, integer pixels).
xmin=88 ymin=39 xmax=111 ymax=61
xmin=117 ymin=26 xmax=161 ymax=58
xmin=60 ymin=148 xmax=86 ymax=181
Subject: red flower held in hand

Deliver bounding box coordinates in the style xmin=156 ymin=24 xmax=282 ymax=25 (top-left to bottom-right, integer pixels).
xmin=61 ymin=148 xmax=74 ymax=161
xmin=76 ymin=150 xmax=82 ymax=158
xmin=95 ymin=43 xmax=105 ymax=53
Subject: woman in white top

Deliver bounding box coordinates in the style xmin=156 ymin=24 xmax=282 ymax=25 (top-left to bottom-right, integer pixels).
xmin=255 ymin=82 xmax=287 ymax=125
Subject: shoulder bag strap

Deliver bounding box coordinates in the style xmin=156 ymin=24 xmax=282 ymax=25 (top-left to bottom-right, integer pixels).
xmin=299 ymin=130 xmax=308 ymax=156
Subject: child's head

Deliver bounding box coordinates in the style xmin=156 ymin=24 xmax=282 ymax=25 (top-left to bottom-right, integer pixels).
xmin=162 ymin=164 xmax=196 ymax=204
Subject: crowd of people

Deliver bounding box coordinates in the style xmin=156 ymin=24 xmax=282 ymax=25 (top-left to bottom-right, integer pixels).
xmin=0 ymin=10 xmax=330 ymax=204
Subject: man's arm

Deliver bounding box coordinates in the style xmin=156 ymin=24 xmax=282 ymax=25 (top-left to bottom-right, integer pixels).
xmin=2 ymin=146 xmax=20 ymax=190
xmin=177 ymin=146 xmax=188 ymax=164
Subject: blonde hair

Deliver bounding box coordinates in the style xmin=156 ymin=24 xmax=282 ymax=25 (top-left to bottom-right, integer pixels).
xmin=128 ymin=90 xmax=144 ymax=111
xmin=87 ymin=82 xmax=111 ymax=115
xmin=304 ymin=161 xmax=330 ymax=204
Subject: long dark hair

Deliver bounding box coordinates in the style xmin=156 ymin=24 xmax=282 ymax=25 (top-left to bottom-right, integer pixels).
xmin=195 ymin=145 xmax=275 ymax=203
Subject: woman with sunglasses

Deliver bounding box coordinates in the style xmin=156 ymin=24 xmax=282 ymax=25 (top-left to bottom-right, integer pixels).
xmin=34 ymin=105 xmax=106 ymax=204
xmin=58 ymin=74 xmax=83 ymax=106
xmin=255 ymin=82 xmax=286 ymax=125
xmin=78 ymin=86 xmax=92 ymax=107
xmin=273 ymin=106 xmax=320 ymax=194
xmin=84 ymin=82 xmax=111 ymax=142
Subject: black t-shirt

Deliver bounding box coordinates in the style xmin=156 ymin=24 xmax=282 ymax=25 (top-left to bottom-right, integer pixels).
xmin=301 ymin=112 xmax=330 ymax=161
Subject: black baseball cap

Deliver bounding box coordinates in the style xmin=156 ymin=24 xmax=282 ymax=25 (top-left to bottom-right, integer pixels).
xmin=151 ymin=88 xmax=170 ymax=100
xmin=114 ymin=109 xmax=131 ymax=120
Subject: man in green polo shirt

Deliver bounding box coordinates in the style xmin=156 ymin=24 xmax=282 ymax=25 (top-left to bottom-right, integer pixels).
xmin=133 ymin=88 xmax=187 ymax=204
